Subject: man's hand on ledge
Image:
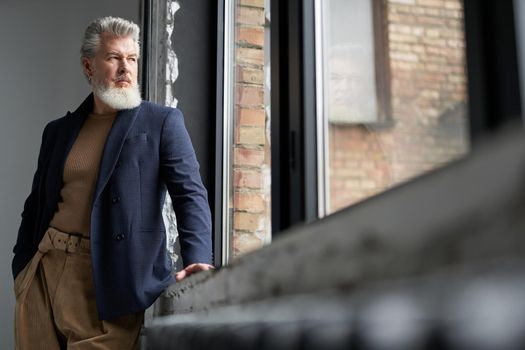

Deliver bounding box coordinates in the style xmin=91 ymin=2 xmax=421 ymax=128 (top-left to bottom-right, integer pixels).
xmin=175 ymin=263 xmax=215 ymax=282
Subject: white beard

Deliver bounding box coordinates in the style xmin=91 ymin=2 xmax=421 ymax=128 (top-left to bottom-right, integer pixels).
xmin=92 ymin=78 xmax=142 ymax=111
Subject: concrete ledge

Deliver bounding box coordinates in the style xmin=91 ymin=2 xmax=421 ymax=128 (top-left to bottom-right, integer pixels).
xmin=153 ymin=126 xmax=525 ymax=317
xmin=148 ymin=260 xmax=525 ymax=349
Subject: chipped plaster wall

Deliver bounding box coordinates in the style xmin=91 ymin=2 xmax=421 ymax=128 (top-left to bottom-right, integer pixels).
xmin=162 ymin=0 xmax=182 ymax=269
xmin=165 ymin=1 xmax=181 ymax=109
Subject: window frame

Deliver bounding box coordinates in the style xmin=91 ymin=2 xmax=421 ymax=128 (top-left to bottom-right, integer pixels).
xmin=271 ymin=0 xmax=524 ymax=233
xmin=140 ymin=0 xmax=525 ymax=239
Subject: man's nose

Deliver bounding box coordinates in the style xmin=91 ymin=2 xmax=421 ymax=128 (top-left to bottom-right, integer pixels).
xmin=118 ymin=60 xmax=130 ymax=74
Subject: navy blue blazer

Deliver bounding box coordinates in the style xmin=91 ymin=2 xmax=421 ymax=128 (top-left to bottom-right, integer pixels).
xmin=12 ymin=94 xmax=212 ymax=320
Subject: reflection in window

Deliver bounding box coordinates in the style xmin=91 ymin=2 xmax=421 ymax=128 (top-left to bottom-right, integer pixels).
xmin=326 ymin=0 xmax=383 ymax=124
xmin=318 ymin=0 xmax=469 ymax=214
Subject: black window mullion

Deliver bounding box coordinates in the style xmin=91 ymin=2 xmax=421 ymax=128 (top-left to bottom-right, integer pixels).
xmin=272 ymin=0 xmax=318 ymax=234
xmin=302 ymin=0 xmax=318 ymax=224
xmin=214 ymin=0 xmax=225 ymax=267
xmin=140 ymin=0 xmax=152 ymax=100
xmin=464 ymin=0 xmax=522 ymax=142
xmin=287 ymin=0 xmax=304 ymax=227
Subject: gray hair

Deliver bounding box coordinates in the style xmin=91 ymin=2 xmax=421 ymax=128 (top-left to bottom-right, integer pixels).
xmin=80 ymin=16 xmax=140 ymax=63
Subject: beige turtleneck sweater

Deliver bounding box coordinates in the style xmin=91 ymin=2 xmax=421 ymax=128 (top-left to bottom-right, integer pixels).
xmin=49 ymin=112 xmax=117 ymax=237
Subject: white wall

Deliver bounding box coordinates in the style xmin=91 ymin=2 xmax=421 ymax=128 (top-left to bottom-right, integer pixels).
xmin=0 ymin=1 xmax=139 ymax=348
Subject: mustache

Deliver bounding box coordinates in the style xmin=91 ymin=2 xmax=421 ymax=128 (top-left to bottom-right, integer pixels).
xmin=114 ymin=74 xmax=132 ymax=84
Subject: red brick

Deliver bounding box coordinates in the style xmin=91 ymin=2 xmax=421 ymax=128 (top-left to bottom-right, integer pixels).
xmin=238 ymin=0 xmax=264 ymax=8
xmin=234 ymin=148 xmax=264 ymax=167
xmin=237 ymin=6 xmax=265 ymax=26
xmin=237 ymin=26 xmax=265 ymax=47
xmin=233 ymin=212 xmax=261 ymax=231
xmin=237 ymin=126 xmax=265 ymax=145
xmin=418 ymin=0 xmax=445 ymax=7
xmin=238 ymin=108 xmax=265 ymax=127
xmin=237 ymin=66 xmax=264 ymax=85
xmin=237 ymin=85 xmax=264 ymax=106
xmin=234 ymin=169 xmax=262 ymax=188
xmin=234 ymin=192 xmax=265 ymax=212
xmin=236 ymin=47 xmax=264 ymax=65
xmin=233 ymin=232 xmax=263 ymax=257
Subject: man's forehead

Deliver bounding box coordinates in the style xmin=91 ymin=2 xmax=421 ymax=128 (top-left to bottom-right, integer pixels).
xmin=99 ymin=33 xmax=138 ymax=54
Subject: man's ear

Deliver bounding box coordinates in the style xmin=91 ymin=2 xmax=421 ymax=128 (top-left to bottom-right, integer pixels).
xmin=82 ymin=57 xmax=93 ymax=79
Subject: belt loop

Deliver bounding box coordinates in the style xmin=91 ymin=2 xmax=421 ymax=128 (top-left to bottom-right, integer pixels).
xmin=66 ymin=235 xmax=81 ymax=254
xmin=65 ymin=236 xmax=71 ymax=253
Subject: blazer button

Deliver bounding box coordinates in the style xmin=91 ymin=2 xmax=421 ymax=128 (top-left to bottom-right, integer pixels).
xmin=115 ymin=234 xmax=124 ymax=241
xmin=112 ymin=196 xmax=120 ymax=204
xmin=116 ymin=160 xmax=122 ymax=168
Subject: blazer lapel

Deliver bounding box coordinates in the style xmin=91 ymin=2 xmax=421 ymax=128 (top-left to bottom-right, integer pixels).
xmin=46 ymin=95 xmax=93 ymax=204
xmin=92 ymin=103 xmax=142 ymax=204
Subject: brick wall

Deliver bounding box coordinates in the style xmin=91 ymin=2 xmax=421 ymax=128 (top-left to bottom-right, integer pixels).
xmin=232 ymin=0 xmax=271 ymax=257
xmin=329 ymin=0 xmax=468 ymax=213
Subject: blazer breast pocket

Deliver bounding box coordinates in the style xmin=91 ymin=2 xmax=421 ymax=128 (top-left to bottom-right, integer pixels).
xmin=123 ymin=132 xmax=148 ymax=145
xmin=119 ymin=133 xmax=149 ymax=167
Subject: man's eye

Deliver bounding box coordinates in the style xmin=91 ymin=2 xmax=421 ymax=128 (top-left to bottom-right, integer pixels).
xmin=128 ymin=57 xmax=137 ymax=62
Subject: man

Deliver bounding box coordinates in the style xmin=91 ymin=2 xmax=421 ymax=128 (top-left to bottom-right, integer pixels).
xmin=12 ymin=16 xmax=213 ymax=349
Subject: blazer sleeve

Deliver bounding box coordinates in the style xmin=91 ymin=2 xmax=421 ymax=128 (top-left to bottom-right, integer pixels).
xmin=12 ymin=123 xmax=50 ymax=279
xmin=159 ymin=108 xmax=213 ymax=266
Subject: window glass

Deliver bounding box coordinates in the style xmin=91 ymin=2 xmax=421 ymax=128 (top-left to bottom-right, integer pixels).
xmin=319 ymin=0 xmax=469 ymax=214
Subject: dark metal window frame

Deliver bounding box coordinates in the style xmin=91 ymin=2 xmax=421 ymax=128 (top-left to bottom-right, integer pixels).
xmin=463 ymin=0 xmax=522 ymax=142
xmin=372 ymin=0 xmax=392 ymax=123
xmin=271 ymin=0 xmax=318 ymax=233
xmin=214 ymin=0 xmax=226 ymax=267
xmin=140 ymin=0 xmax=151 ymax=98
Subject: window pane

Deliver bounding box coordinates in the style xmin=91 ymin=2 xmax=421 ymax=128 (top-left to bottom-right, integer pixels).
xmin=320 ymin=0 xmax=469 ymax=214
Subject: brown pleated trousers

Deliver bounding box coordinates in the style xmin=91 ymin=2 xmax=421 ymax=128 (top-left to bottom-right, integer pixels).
xmin=14 ymin=227 xmax=143 ymax=350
